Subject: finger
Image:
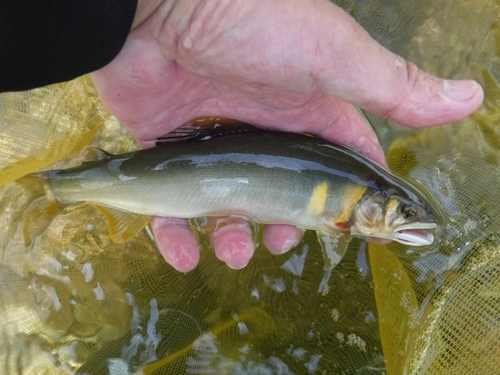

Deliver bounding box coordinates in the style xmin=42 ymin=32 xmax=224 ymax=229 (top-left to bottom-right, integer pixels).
xmin=313 ymin=100 xmax=389 ymax=168
xmin=306 ymin=3 xmax=484 ymax=126
xmin=239 ymin=96 xmax=390 ymax=168
xmin=210 ymin=221 xmax=255 ymax=269
xmin=263 ymin=224 xmax=305 ymax=255
xmin=151 ymin=217 xmax=200 ymax=272
xmin=356 ymin=62 xmax=483 ymax=128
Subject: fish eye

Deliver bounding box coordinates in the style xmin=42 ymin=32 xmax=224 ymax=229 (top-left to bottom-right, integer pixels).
xmin=402 ymin=204 xmax=417 ymax=219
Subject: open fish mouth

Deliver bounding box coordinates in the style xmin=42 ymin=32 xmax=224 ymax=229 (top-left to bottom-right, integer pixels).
xmin=393 ymin=222 xmax=438 ymax=246
xmin=361 ymin=222 xmax=438 ymax=246
xmin=393 ymin=229 xmax=434 ymax=246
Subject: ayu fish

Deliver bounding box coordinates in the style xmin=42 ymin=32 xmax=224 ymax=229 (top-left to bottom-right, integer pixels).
xmin=20 ymin=118 xmax=439 ymax=269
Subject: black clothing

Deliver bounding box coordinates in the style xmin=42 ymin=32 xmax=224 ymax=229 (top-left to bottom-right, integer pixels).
xmin=0 ymin=0 xmax=137 ymax=92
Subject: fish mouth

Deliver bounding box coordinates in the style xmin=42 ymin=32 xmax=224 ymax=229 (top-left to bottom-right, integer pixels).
xmin=393 ymin=229 xmax=434 ymax=246
xmin=393 ymin=222 xmax=437 ymax=246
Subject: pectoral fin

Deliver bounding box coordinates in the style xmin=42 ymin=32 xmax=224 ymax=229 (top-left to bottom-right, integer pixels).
xmin=316 ymin=231 xmax=351 ymax=270
xmin=95 ymin=205 xmax=150 ymax=243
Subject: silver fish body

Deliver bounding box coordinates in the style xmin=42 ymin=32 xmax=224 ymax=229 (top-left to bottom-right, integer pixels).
xmin=29 ymin=126 xmax=439 ymax=269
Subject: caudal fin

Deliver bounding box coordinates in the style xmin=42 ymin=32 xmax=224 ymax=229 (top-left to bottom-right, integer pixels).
xmin=16 ymin=175 xmax=63 ymax=246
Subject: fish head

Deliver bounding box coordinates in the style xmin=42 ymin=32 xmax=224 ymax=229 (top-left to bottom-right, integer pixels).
xmin=350 ymin=191 xmax=438 ymax=246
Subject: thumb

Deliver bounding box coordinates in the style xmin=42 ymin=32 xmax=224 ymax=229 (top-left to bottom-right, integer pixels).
xmin=313 ymin=3 xmax=484 ymax=127
xmin=356 ymin=61 xmax=484 ymax=127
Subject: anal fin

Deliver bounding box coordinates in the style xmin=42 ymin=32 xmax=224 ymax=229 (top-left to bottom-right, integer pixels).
xmin=23 ymin=196 xmax=63 ymax=246
xmin=17 ymin=175 xmax=62 ymax=246
xmin=317 ymin=231 xmax=351 ymax=270
xmin=95 ymin=205 xmax=150 ymax=243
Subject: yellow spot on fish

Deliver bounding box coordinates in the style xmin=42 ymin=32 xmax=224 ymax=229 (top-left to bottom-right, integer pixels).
xmin=335 ymin=185 xmax=370 ymax=226
xmin=307 ymin=182 xmax=329 ymax=215
xmin=386 ymin=198 xmax=400 ymax=216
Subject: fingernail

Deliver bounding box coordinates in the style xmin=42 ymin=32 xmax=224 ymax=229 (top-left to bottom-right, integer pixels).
xmin=444 ymin=80 xmax=481 ymax=102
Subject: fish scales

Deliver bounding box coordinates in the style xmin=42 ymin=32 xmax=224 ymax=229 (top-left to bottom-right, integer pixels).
xmin=43 ymin=131 xmax=376 ymax=230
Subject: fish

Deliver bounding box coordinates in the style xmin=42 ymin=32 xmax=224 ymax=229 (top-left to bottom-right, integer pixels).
xmin=19 ymin=117 xmax=439 ymax=269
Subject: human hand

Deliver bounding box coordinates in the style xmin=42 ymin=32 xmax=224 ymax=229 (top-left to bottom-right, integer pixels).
xmin=91 ymin=0 xmax=483 ymax=272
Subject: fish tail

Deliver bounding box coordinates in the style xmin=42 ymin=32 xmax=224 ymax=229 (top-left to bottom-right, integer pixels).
xmin=16 ymin=174 xmax=63 ymax=246
xmin=16 ymin=174 xmax=46 ymax=195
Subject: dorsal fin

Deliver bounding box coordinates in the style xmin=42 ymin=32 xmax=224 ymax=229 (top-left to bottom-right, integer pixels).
xmin=156 ymin=117 xmax=262 ymax=145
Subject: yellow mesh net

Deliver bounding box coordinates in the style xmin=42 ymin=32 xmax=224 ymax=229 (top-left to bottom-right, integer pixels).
xmin=0 ymin=75 xmax=108 ymax=185
xmin=1 ymin=0 xmax=500 ymax=374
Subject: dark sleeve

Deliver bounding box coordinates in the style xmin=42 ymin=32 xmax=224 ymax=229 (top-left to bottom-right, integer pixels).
xmin=0 ymin=0 xmax=137 ymax=93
